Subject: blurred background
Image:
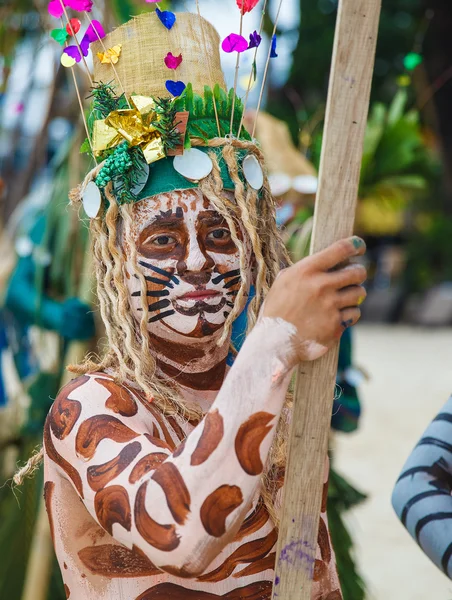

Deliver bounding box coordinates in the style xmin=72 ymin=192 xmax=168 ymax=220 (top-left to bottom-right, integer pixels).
xmin=1 ymin=0 xmax=452 ymax=598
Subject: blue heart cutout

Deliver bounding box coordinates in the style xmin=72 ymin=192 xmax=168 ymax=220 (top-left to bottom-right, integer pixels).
xmin=156 ymin=7 xmax=176 ymax=30
xmin=165 ymin=80 xmax=186 ymax=97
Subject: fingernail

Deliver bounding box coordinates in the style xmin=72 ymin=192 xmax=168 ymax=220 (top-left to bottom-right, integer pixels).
xmin=351 ymin=236 xmax=365 ymax=250
xmin=358 ymin=296 xmax=365 ymax=306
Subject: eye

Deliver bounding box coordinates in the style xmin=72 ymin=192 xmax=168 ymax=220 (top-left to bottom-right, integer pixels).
xmin=207 ymin=228 xmax=231 ymax=241
xmin=147 ymin=234 xmax=177 ymax=247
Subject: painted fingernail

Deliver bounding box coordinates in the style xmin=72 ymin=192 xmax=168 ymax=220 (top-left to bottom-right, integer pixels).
xmin=341 ymin=318 xmax=354 ymax=330
xmin=351 ymin=236 xmax=365 ymax=250
xmin=358 ymin=296 xmax=366 ymax=306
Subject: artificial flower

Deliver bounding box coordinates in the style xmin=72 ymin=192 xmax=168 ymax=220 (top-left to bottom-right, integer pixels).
xmin=51 ymin=28 xmax=69 ymax=45
xmin=248 ymin=30 xmax=261 ymax=49
xmin=97 ymin=45 xmax=122 ymax=64
xmin=236 ymin=0 xmax=260 ymax=14
xmin=48 ymin=0 xmax=92 ymax=18
xmin=156 ymin=7 xmax=176 ymax=30
xmin=66 ymin=18 xmax=81 ymax=35
xmin=222 ymin=33 xmax=248 ymax=53
xmin=62 ymin=20 xmax=105 ymax=63
xmin=270 ymin=34 xmax=278 ymax=58
xmin=164 ymin=52 xmax=183 ymax=69
xmin=165 ymin=80 xmax=186 ymax=97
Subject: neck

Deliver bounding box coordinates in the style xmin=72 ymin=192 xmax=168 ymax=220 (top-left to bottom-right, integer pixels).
xmin=149 ymin=327 xmax=230 ymax=397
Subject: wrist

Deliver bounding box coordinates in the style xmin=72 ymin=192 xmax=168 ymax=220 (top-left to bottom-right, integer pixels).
xmin=242 ymin=316 xmax=299 ymax=375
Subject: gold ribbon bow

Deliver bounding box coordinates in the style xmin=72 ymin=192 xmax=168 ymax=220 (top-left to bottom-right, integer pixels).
xmin=92 ymin=95 xmax=166 ymax=164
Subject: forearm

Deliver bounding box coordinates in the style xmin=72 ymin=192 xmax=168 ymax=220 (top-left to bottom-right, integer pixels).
xmin=163 ymin=316 xmax=296 ymax=571
xmin=392 ymin=395 xmax=452 ymax=577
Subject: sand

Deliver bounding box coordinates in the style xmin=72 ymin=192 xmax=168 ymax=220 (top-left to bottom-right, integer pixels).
xmin=334 ymin=325 xmax=452 ymax=600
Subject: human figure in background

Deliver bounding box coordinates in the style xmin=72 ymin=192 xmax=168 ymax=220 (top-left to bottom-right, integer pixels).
xmin=392 ymin=396 xmax=452 ymax=579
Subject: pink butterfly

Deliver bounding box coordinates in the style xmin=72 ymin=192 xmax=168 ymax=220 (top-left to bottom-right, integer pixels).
xmin=48 ymin=0 xmax=93 ymax=19
xmin=62 ymin=20 xmax=105 ymax=63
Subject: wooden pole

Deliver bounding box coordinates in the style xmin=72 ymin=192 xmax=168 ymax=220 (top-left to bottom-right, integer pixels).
xmin=271 ymin=1 xmax=381 ymax=598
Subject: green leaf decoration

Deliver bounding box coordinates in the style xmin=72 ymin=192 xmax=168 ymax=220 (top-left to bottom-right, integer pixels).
xmin=174 ymin=83 xmax=251 ymax=141
xmin=51 ymin=28 xmax=68 ymax=46
xmin=79 ymin=138 xmax=91 ymax=154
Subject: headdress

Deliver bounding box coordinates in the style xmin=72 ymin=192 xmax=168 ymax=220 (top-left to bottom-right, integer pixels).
xmin=48 ymin=2 xmax=284 ymax=218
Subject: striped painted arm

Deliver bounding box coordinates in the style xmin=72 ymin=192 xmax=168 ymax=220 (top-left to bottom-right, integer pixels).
xmin=392 ymin=395 xmax=452 ymax=578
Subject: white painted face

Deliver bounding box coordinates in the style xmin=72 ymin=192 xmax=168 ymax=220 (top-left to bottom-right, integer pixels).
xmin=125 ymin=188 xmax=252 ymax=340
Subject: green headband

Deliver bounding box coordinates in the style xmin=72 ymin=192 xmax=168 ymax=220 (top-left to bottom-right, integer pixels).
xmin=136 ymin=147 xmax=247 ymax=201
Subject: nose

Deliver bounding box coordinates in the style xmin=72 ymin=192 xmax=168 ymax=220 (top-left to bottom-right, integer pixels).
xmin=177 ymin=234 xmax=214 ymax=286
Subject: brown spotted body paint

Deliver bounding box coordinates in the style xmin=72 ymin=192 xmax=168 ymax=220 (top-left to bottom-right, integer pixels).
xmin=43 ymin=191 xmax=342 ymax=599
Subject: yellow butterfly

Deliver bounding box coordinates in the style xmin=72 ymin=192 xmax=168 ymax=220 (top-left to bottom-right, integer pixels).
xmin=97 ymin=44 xmax=122 ymax=65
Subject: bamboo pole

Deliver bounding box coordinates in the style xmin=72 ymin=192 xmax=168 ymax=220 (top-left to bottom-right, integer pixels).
xmin=271 ymin=1 xmax=381 ymax=598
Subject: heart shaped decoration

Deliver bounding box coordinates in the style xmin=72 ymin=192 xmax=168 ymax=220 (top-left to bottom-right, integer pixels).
xmin=165 ymin=80 xmax=186 ymax=97
xmin=156 ymin=7 xmax=176 ymax=30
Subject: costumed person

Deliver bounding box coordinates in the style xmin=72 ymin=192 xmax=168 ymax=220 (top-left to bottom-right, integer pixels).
xmin=392 ymin=396 xmax=452 ymax=579
xmin=18 ymin=8 xmax=368 ymax=599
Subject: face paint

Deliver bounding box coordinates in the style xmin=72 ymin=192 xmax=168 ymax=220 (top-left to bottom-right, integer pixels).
xmin=125 ymin=189 xmax=252 ymax=341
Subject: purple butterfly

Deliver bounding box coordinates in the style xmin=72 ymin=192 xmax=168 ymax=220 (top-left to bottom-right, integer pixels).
xmin=62 ymin=20 xmax=105 ymax=63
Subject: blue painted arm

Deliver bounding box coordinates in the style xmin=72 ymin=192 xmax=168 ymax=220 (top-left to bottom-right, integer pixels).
xmin=392 ymin=395 xmax=452 ymax=578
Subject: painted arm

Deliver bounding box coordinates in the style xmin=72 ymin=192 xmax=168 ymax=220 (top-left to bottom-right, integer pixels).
xmin=392 ymin=394 xmax=452 ymax=578
xmin=45 ymin=317 xmax=296 ymax=577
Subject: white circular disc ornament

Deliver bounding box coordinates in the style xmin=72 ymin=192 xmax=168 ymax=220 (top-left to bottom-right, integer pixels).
xmin=243 ymin=154 xmax=264 ymax=190
xmin=293 ymin=174 xmax=318 ymax=195
xmin=173 ymin=149 xmax=213 ymax=182
xmin=268 ymin=173 xmax=292 ymax=197
xmin=82 ymin=181 xmax=102 ymax=218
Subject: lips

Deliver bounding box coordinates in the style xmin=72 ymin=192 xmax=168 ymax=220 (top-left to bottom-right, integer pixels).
xmin=178 ymin=289 xmax=221 ymax=301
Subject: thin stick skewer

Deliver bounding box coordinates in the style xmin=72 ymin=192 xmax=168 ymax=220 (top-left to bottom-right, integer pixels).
xmin=229 ymin=0 xmax=246 ymax=135
xmin=60 ymin=18 xmax=97 ymax=163
xmin=237 ymin=0 xmax=268 ymax=138
xmin=251 ymin=0 xmax=284 ymax=138
xmin=196 ymin=0 xmax=222 ymax=137
xmin=84 ymin=10 xmax=131 ymax=109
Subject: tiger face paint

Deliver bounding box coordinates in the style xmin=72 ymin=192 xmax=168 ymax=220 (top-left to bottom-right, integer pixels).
xmin=125 ymin=189 xmax=252 ymax=341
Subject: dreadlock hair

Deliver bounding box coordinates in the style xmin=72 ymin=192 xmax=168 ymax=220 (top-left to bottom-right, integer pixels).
xmin=16 ymin=138 xmax=292 ymax=528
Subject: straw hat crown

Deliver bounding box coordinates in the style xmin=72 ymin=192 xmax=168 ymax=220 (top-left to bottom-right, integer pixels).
xmin=92 ymin=12 xmax=226 ymax=98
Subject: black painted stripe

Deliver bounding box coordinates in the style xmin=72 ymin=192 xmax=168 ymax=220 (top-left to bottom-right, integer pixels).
xmin=415 ymin=512 xmax=452 ymax=542
xmin=224 ymin=276 xmax=241 ymax=289
xmin=144 ymin=275 xmax=174 ymax=289
xmin=148 ymin=300 xmax=171 ymax=312
xmin=441 ymin=542 xmax=452 ymax=574
xmin=212 ymin=269 xmax=241 ymax=285
xmin=138 ymin=261 xmax=179 ymax=284
xmin=397 ymin=466 xmax=436 ymax=483
xmin=417 ymin=437 xmax=452 ymax=455
xmin=401 ymin=490 xmax=446 ymax=526
xmin=434 ymin=413 xmax=452 ymax=425
xmin=148 ymin=310 xmax=175 ymax=323
xmin=132 ymin=290 xmax=170 ymax=297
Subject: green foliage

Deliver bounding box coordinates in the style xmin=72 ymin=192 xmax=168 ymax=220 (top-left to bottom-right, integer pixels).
xmin=152 ymin=97 xmax=182 ymax=152
xmin=360 ymin=90 xmax=431 ymax=198
xmin=328 ymin=467 xmax=367 ymax=600
xmin=173 ymin=84 xmax=252 ymax=141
